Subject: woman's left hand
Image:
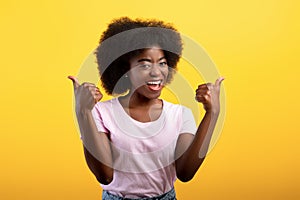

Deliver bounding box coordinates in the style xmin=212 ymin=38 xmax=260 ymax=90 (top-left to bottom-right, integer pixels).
xmin=195 ymin=77 xmax=225 ymax=114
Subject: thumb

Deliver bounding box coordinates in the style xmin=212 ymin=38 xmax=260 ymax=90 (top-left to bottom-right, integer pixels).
xmin=68 ymin=75 xmax=80 ymax=89
xmin=215 ymin=77 xmax=225 ymax=86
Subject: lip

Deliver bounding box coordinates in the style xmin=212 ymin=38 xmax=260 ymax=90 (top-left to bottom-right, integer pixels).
xmin=145 ymin=79 xmax=163 ymax=85
xmin=145 ymin=79 xmax=164 ymax=92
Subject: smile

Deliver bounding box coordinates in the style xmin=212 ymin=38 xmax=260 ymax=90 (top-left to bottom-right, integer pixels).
xmin=146 ymin=80 xmax=163 ymax=91
xmin=146 ymin=80 xmax=162 ymax=85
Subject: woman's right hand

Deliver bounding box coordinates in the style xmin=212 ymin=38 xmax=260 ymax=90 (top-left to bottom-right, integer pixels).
xmin=68 ymin=76 xmax=103 ymax=112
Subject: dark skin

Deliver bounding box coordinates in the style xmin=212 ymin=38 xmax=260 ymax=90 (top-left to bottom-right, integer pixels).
xmin=68 ymin=47 xmax=224 ymax=184
xmin=68 ymin=78 xmax=113 ymax=184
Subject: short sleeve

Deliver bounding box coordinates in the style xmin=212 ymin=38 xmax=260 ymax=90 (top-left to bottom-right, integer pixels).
xmin=91 ymin=104 xmax=109 ymax=133
xmin=180 ymin=107 xmax=197 ymax=135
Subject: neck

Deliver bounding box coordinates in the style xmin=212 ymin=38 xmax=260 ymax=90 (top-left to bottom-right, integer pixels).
xmin=120 ymin=92 xmax=161 ymax=109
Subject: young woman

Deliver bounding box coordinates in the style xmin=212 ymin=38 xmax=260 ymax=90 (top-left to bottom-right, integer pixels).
xmin=69 ymin=17 xmax=224 ymax=200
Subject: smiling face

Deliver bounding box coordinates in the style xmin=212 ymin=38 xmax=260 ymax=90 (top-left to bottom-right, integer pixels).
xmin=127 ymin=47 xmax=169 ymax=100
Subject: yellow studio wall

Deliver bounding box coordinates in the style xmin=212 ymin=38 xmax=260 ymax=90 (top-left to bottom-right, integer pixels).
xmin=0 ymin=0 xmax=299 ymax=199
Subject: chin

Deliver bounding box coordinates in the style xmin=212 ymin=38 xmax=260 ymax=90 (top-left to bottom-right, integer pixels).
xmin=146 ymin=88 xmax=163 ymax=99
xmin=147 ymin=93 xmax=161 ymax=100
xmin=140 ymin=91 xmax=162 ymax=101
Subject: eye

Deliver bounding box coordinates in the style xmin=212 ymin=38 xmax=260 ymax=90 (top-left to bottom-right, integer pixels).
xmin=139 ymin=63 xmax=152 ymax=69
xmin=159 ymin=61 xmax=167 ymax=67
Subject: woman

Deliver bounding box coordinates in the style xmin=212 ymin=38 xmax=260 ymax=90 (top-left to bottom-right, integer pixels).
xmin=69 ymin=17 xmax=224 ymax=200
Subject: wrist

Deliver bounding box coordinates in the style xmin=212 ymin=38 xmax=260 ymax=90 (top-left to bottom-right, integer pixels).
xmin=205 ymin=108 xmax=220 ymax=116
xmin=76 ymin=107 xmax=92 ymax=118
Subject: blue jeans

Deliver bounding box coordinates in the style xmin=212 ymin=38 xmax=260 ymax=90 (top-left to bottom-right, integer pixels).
xmin=102 ymin=188 xmax=176 ymax=200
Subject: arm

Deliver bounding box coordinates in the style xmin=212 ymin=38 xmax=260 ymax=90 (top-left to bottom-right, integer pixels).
xmin=77 ymin=110 xmax=113 ymax=185
xmin=175 ymin=77 xmax=224 ymax=182
xmin=69 ymin=76 xmax=113 ymax=185
xmin=175 ymin=111 xmax=219 ymax=182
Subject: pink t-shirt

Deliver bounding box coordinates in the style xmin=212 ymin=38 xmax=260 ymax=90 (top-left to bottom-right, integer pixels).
xmin=91 ymin=98 xmax=196 ymax=198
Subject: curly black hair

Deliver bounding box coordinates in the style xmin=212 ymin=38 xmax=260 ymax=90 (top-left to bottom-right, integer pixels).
xmin=94 ymin=17 xmax=183 ymax=95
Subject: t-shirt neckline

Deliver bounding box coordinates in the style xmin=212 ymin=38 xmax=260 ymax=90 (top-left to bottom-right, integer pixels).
xmin=115 ymin=97 xmax=166 ymax=126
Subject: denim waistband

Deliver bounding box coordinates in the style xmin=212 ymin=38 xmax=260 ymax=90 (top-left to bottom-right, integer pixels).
xmin=102 ymin=188 xmax=176 ymax=200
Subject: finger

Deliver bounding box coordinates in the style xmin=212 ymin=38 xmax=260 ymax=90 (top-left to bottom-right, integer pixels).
xmin=89 ymin=87 xmax=101 ymax=97
xmin=68 ymin=75 xmax=80 ymax=89
xmin=206 ymin=83 xmax=213 ymax=91
xmin=94 ymin=93 xmax=103 ymax=103
xmin=92 ymin=89 xmax=102 ymax=98
xmin=198 ymin=83 xmax=213 ymax=90
xmin=82 ymin=82 xmax=96 ymax=88
xmin=198 ymin=84 xmax=208 ymax=89
xmin=195 ymin=87 xmax=209 ymax=94
xmin=196 ymin=89 xmax=210 ymax=95
xmin=93 ymin=89 xmax=102 ymax=96
xmin=195 ymin=95 xmax=204 ymax=102
xmin=197 ymin=86 xmax=208 ymax=93
xmin=195 ymin=94 xmax=209 ymax=102
xmin=215 ymin=77 xmax=225 ymax=86
xmin=196 ymin=93 xmax=211 ymax=101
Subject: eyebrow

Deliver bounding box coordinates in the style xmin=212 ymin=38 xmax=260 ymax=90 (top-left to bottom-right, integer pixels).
xmin=137 ymin=57 xmax=166 ymax=63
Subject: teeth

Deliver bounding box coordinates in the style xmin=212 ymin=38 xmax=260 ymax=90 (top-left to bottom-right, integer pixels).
xmin=147 ymin=80 xmax=161 ymax=85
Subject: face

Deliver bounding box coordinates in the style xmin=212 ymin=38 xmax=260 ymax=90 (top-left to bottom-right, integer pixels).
xmin=127 ymin=47 xmax=169 ymax=100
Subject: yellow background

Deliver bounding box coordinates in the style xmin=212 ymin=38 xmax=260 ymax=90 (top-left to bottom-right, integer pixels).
xmin=1 ymin=0 xmax=299 ymax=199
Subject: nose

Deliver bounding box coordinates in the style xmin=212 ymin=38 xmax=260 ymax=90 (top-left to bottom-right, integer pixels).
xmin=149 ymin=64 xmax=161 ymax=77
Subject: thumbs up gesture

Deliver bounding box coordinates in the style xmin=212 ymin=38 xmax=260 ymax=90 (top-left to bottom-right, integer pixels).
xmin=195 ymin=77 xmax=224 ymax=114
xmin=68 ymin=76 xmax=103 ymax=111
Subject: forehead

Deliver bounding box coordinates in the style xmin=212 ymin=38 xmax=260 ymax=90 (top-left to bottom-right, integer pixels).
xmin=132 ymin=47 xmax=165 ymax=59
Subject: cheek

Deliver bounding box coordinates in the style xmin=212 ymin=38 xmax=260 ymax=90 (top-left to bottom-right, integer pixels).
xmin=128 ymin=69 xmax=139 ymax=82
xmin=162 ymin=68 xmax=169 ymax=77
xmin=128 ymin=72 xmax=146 ymax=86
xmin=130 ymin=77 xmax=141 ymax=85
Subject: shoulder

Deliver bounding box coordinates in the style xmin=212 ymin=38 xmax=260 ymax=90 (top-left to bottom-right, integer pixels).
xmin=92 ymin=98 xmax=119 ymax=115
xmin=163 ymin=100 xmax=195 ymax=122
xmin=94 ymin=98 xmax=117 ymax=108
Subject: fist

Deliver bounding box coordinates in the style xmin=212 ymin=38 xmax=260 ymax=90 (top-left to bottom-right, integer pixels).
xmin=195 ymin=77 xmax=224 ymax=113
xmin=68 ymin=76 xmax=103 ymax=111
